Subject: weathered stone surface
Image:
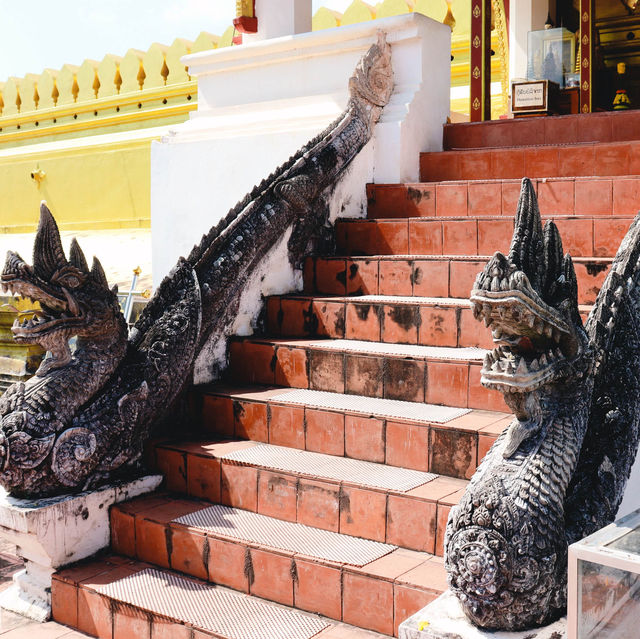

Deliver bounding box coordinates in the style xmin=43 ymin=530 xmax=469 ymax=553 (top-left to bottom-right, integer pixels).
xmin=0 ymin=35 xmax=394 ymax=498
xmin=399 ymin=591 xmax=566 ymax=639
xmin=445 ymin=178 xmax=640 ymax=630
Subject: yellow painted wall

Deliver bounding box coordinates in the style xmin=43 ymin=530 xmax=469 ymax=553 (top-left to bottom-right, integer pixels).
xmin=0 ymin=30 xmax=211 ymax=232
xmin=0 ymin=137 xmax=152 ymax=233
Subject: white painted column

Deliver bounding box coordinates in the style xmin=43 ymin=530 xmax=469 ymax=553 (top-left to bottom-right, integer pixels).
xmin=243 ymin=0 xmax=312 ymax=43
xmin=509 ymin=0 xmax=551 ymax=81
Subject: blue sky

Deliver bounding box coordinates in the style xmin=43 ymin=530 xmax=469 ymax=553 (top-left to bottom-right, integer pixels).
xmin=0 ymin=0 xmax=353 ymax=81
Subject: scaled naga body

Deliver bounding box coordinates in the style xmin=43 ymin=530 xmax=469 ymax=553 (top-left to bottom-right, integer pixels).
xmin=0 ymin=35 xmax=393 ymax=498
xmin=446 ymin=179 xmax=640 ymax=629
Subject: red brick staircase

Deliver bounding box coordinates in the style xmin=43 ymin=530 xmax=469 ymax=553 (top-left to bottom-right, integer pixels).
xmin=50 ymin=110 xmax=640 ymax=639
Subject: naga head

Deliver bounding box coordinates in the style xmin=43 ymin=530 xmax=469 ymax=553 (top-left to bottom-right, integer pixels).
xmin=1 ymin=203 xmax=126 ymax=375
xmin=471 ymin=179 xmax=591 ymax=443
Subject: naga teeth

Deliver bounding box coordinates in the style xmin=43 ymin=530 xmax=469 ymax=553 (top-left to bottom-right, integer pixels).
xmin=530 ymin=358 xmax=540 ymax=371
xmin=492 ymin=327 xmax=503 ymax=339
xmin=491 ymin=361 xmax=501 ymax=372
xmin=526 ymin=314 xmax=535 ymax=328
xmin=491 ymin=276 xmax=501 ymax=292
xmin=516 ymin=358 xmax=528 ymax=375
xmin=556 ymin=347 xmax=564 ymax=359
xmin=12 ymin=318 xmax=19 ymax=328
xmin=544 ymin=325 xmax=553 ymax=338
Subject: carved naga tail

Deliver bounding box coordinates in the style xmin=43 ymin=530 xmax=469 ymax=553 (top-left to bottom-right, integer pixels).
xmin=0 ymin=34 xmax=393 ymax=498
xmin=445 ymin=178 xmax=640 ymax=630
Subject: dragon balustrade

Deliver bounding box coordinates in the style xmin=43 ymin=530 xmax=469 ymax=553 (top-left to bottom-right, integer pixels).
xmin=0 ymin=33 xmax=393 ymax=498
xmin=446 ymin=178 xmax=640 ymax=630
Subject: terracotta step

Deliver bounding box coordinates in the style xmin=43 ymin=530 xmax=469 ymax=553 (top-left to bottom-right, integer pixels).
xmin=365 ymin=178 xmax=640 ymax=219
xmin=266 ymin=294 xmax=592 ymax=347
xmin=189 ymin=384 xmax=510 ymax=476
xmin=266 ymin=294 xmax=493 ymax=348
xmin=52 ymin=554 xmax=392 ymax=638
xmin=336 ymin=215 xmax=632 ymax=259
xmin=442 ymin=110 xmax=640 ymax=150
xmin=421 ymin=140 xmax=640 ymax=182
xmin=303 ymin=255 xmax=612 ymax=305
xmin=109 ymin=494 xmax=447 ymax=636
xmin=152 ymin=439 xmax=472 ymax=554
xmin=227 ymin=337 xmax=506 ymax=412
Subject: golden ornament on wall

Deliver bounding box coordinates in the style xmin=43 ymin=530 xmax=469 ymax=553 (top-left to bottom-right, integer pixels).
xmin=473 ymin=5 xmax=481 ymax=19
xmin=582 ymin=80 xmax=589 ymax=90
xmin=473 ymin=35 xmax=481 ymax=48
xmin=473 ymin=66 xmax=481 ymax=79
xmin=473 ymin=97 xmax=480 ymax=110
xmin=582 ymin=103 xmax=589 ymax=112
xmin=582 ymin=34 xmax=589 ymax=45
xmin=443 ymin=1 xmax=456 ymax=30
xmin=582 ymin=12 xmax=588 ymax=22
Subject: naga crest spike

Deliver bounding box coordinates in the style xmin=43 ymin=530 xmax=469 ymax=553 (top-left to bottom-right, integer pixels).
xmin=33 ymin=202 xmax=67 ymax=280
xmin=69 ymin=238 xmax=89 ymax=273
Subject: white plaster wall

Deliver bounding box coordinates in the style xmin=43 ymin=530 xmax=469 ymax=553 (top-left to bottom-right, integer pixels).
xmin=151 ymin=13 xmax=450 ymax=289
xmin=618 ymin=456 xmax=640 ymax=518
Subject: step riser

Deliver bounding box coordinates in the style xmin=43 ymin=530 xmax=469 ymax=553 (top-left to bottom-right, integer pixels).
xmin=53 ymin=555 xmax=440 ymax=638
xmin=191 ymin=392 xmax=508 ymax=478
xmin=110 ymin=505 xmax=446 ymax=637
xmin=443 ymin=111 xmax=640 ymax=150
xmin=336 ymin=216 xmax=631 ymax=259
xmin=304 ymin=257 xmax=610 ymax=305
xmin=367 ymin=179 xmax=640 ymax=219
xmin=421 ymin=142 xmax=640 ymax=182
xmin=227 ymin=339 xmax=506 ymax=412
xmin=267 ymin=297 xmax=493 ymax=349
xmin=152 ymin=444 xmax=467 ymax=555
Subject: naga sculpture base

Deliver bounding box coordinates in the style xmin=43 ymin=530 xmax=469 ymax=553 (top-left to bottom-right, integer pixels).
xmin=398 ymin=591 xmax=567 ymax=639
xmin=0 ymin=474 xmax=161 ymax=621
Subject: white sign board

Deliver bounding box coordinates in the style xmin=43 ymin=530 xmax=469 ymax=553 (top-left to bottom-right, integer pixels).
xmin=513 ymin=82 xmax=545 ymax=108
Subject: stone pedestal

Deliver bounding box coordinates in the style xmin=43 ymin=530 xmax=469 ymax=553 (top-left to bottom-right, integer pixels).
xmin=0 ymin=474 xmax=162 ymax=621
xmin=399 ymin=591 xmax=567 ymax=639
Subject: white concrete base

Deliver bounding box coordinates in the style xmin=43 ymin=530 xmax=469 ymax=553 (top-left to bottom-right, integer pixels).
xmin=0 ymin=474 xmax=162 ymax=621
xmin=0 ymin=569 xmax=50 ymax=622
xmin=399 ymin=591 xmax=567 ymax=639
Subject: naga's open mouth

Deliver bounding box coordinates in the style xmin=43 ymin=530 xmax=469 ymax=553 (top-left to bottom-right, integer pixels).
xmin=472 ymin=179 xmax=586 ymax=394
xmin=2 ymin=252 xmax=84 ymax=342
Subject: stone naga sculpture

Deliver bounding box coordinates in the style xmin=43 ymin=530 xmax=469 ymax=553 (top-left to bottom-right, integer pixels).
xmin=445 ymin=178 xmax=640 ymax=630
xmin=0 ymin=34 xmax=393 ymax=498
